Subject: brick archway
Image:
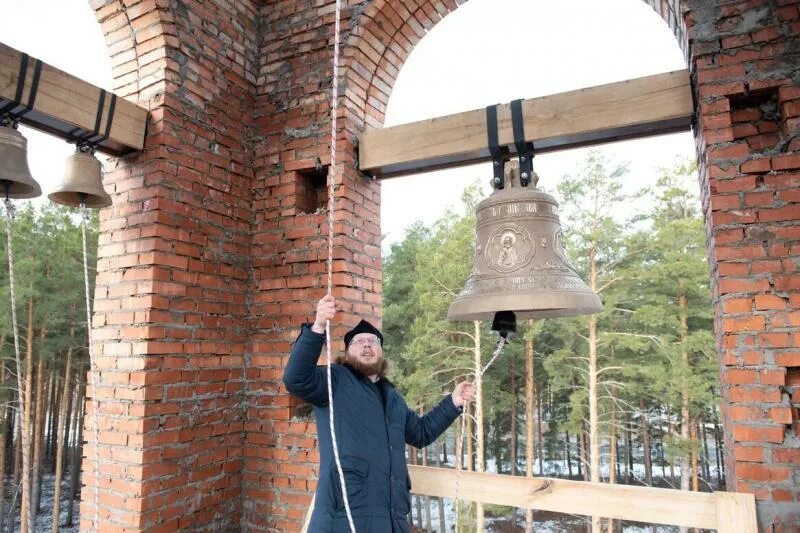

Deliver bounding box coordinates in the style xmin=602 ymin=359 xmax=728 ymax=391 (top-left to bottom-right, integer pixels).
xmin=342 ymin=1 xmax=800 ymax=531
xmin=81 ymin=0 xmax=799 ymax=531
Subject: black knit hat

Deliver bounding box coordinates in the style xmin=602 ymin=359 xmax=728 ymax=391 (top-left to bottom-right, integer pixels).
xmin=344 ymin=319 xmax=384 ymax=349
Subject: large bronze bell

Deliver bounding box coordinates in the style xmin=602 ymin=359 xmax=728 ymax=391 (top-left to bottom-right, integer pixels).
xmin=0 ymin=123 xmax=42 ymax=199
xmin=48 ymin=147 xmax=112 ymax=208
xmin=448 ymin=163 xmax=602 ymax=324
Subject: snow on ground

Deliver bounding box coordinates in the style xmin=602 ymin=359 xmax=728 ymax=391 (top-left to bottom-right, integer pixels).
xmin=412 ymin=501 xmax=702 ymax=533
xmin=6 ymin=474 xmax=80 ymax=533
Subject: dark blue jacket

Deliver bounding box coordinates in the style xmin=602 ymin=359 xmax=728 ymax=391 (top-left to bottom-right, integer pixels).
xmin=283 ymin=324 xmax=462 ymax=533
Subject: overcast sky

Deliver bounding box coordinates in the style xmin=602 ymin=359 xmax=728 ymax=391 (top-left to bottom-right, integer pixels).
xmin=1 ymin=0 xmax=694 ymax=249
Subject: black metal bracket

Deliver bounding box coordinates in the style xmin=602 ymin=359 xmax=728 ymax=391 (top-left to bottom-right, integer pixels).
xmin=510 ymin=99 xmax=535 ymax=187
xmin=0 ymin=53 xmax=43 ymax=126
xmin=67 ymin=89 xmax=117 ymax=150
xmin=485 ymin=104 xmax=507 ymax=190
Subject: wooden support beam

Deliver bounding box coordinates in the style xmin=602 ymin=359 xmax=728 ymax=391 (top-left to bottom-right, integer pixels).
xmin=359 ymin=70 xmax=694 ymax=178
xmin=0 ymin=42 xmax=147 ymax=156
xmin=408 ymin=465 xmax=757 ymax=532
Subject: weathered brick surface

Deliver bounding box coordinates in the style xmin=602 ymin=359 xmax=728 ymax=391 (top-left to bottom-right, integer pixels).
xmin=686 ymin=0 xmax=800 ymax=529
xmin=82 ymin=0 xmax=799 ymax=531
xmin=86 ymin=0 xmax=257 ymax=530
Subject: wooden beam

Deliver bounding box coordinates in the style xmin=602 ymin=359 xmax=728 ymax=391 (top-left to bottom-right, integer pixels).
xmin=716 ymin=491 xmax=759 ymax=533
xmin=0 ymin=42 xmax=147 ymax=156
xmin=409 ymin=465 xmax=756 ymax=531
xmin=359 ymin=70 xmax=693 ymax=178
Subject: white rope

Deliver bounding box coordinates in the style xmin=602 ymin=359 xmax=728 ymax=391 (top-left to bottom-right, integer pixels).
xmin=323 ymin=0 xmax=356 ymax=531
xmin=454 ymin=336 xmax=507 ymax=533
xmin=80 ymin=203 xmax=101 ymax=531
xmin=4 ymin=199 xmax=33 ymax=533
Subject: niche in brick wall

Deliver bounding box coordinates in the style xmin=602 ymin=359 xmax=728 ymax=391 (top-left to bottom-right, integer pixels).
xmin=730 ymin=88 xmax=782 ymax=155
xmin=295 ymin=165 xmax=329 ymax=214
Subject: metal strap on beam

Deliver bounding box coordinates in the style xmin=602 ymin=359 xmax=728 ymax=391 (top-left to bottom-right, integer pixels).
xmin=358 ymin=69 xmax=694 ymax=178
xmin=0 ymin=42 xmax=147 ymax=156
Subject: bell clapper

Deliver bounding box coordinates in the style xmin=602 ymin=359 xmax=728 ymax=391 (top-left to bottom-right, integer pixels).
xmin=491 ymin=310 xmax=517 ymax=340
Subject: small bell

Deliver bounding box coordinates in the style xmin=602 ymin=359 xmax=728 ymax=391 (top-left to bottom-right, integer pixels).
xmin=448 ymin=162 xmax=602 ymax=322
xmin=0 ymin=122 xmax=42 ymax=199
xmin=48 ymin=147 xmax=112 ymax=208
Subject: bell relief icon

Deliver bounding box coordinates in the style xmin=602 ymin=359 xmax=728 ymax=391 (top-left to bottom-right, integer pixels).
xmin=485 ymin=224 xmax=534 ymax=273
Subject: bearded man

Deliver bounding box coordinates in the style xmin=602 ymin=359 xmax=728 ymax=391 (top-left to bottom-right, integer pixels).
xmin=283 ymin=294 xmax=475 ymax=532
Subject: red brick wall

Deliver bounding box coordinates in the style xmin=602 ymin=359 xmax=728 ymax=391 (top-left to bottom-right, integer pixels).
xmin=243 ymin=0 xmax=385 ymax=527
xmin=87 ymin=0 xmax=257 ymax=530
xmin=245 ymin=2 xmax=468 ymax=529
xmin=83 ymin=0 xmax=800 ymax=531
xmin=688 ymin=0 xmax=800 ymax=529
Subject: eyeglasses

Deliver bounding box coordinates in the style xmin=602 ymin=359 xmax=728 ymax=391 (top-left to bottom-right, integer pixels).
xmin=350 ymin=337 xmax=381 ymax=347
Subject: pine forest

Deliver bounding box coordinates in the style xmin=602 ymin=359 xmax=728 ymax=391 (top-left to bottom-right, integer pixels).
xmin=0 ymin=204 xmax=97 ymax=532
xmin=384 ymin=153 xmax=722 ymax=532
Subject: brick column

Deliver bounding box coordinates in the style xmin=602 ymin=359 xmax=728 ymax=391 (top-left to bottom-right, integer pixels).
xmin=245 ymin=2 xmax=476 ymax=529
xmin=686 ymin=0 xmax=800 ymax=529
xmin=86 ymin=1 xmax=257 ymax=530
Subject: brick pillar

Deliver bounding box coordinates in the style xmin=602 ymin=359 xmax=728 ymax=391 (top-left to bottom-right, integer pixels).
xmin=243 ymin=1 xmax=380 ymax=528
xmin=86 ymin=1 xmax=257 ymax=530
xmin=686 ymin=0 xmax=800 ymax=530
xmin=246 ymin=2 xmax=466 ymax=531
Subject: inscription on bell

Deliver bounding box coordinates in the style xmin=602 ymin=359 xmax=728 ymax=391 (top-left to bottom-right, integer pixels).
xmin=479 ymin=202 xmax=551 ymax=223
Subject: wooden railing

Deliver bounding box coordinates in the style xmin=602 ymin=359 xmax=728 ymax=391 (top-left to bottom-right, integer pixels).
xmin=301 ymin=465 xmax=756 ymax=532
xmin=409 ymin=465 xmax=757 ymax=533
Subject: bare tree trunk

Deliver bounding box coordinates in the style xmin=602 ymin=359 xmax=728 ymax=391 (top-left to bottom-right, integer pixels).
xmin=536 ymin=390 xmax=544 ymax=476
xmin=0 ymin=359 xmax=7 ymax=533
xmin=588 ymin=313 xmax=599 ymax=484
xmin=52 ymin=340 xmax=73 ymax=533
xmin=670 ymin=424 xmax=676 ymax=483
xmin=510 ymin=350 xmax=517 ymax=477
xmin=46 ymin=368 xmax=58 ymax=472
xmin=566 ymin=431 xmax=573 ymax=479
xmin=608 ymin=398 xmax=617 ymax=533
xmin=587 ymin=241 xmax=599 ymax=484
xmin=626 ymin=421 xmax=633 ymax=484
xmin=679 ymin=287 xmax=691 ymax=498
xmin=687 ymin=420 xmax=699 ymax=533
xmin=65 ymin=377 xmax=85 ymax=527
xmin=32 ymin=353 xmax=45 ymax=514
xmin=610 ymin=403 xmax=617 ymax=485
xmin=19 ymin=297 xmax=35 ymax=533
xmin=578 ymin=426 xmax=586 ymax=481
xmin=435 ymin=451 xmax=446 ymax=533
xmin=585 ymin=240 xmax=601 ymax=532
xmin=473 ymin=321 xmax=484 ymax=532
xmin=466 ymin=404 xmax=473 ymax=473
xmin=8 ymin=406 xmax=21 ymax=533
xmin=641 ymin=401 xmax=653 ymax=486
xmin=713 ymin=414 xmax=724 ymax=484
xmin=61 ymin=369 xmax=75 ymax=481
xmin=701 ymin=420 xmax=711 ymax=483
xmin=691 ymin=422 xmax=699 ymax=492
xmin=525 ymin=320 xmax=535 ymax=532
xmin=421 ymin=444 xmax=431 ymax=532
xmin=659 ymin=424 xmax=668 ymax=480
xmin=409 ymin=445 xmax=419 ymax=529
